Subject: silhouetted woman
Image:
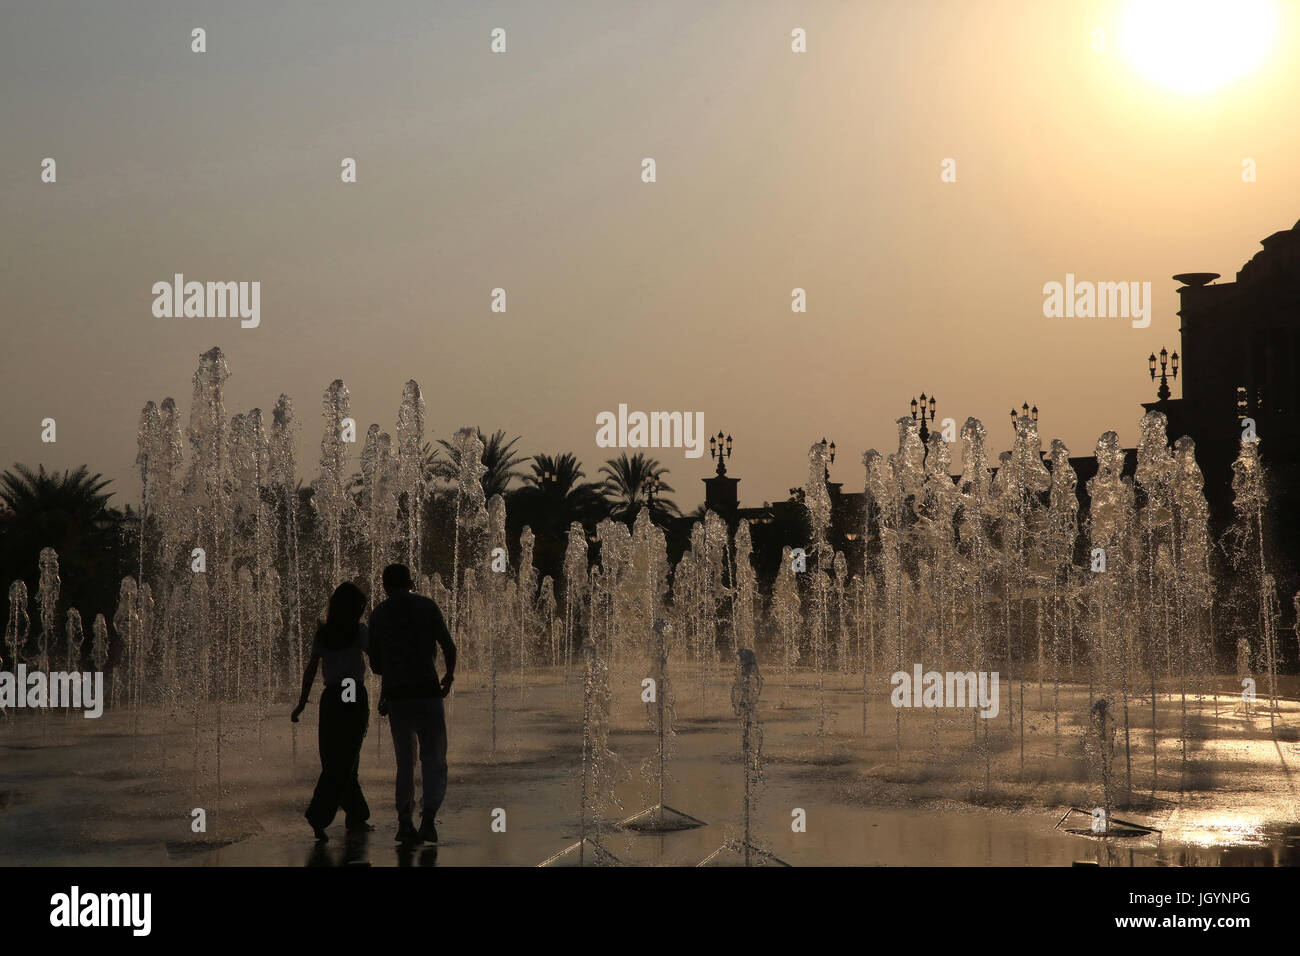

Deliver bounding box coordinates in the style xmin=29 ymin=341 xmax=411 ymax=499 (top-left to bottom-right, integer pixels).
xmin=292 ymin=582 xmax=372 ymax=841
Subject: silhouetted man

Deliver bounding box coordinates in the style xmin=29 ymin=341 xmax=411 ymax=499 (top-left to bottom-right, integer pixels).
xmin=368 ymin=563 xmax=456 ymax=845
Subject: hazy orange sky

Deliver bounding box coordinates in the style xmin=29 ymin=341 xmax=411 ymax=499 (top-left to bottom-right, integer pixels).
xmin=2 ymin=0 xmax=1298 ymax=509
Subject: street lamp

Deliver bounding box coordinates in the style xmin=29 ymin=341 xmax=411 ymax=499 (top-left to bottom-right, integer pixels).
xmin=1149 ymin=348 xmax=1179 ymax=401
xmin=644 ymin=473 xmax=662 ymax=515
xmin=820 ymin=437 xmax=836 ymax=481
xmin=1009 ymin=401 xmax=1039 ymax=429
xmin=911 ymin=393 xmax=937 ymax=444
xmin=709 ymin=431 xmax=733 ymax=476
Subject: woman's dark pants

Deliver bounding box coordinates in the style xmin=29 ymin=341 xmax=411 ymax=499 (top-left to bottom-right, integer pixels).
xmin=306 ymin=684 xmax=370 ymax=830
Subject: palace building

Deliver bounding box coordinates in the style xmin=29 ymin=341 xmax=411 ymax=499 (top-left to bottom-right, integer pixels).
xmin=692 ymin=217 xmax=1300 ymax=612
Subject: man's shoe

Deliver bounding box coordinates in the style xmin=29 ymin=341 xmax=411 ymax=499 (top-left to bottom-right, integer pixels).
xmin=417 ymin=817 xmax=438 ymax=845
xmin=396 ymin=818 xmax=419 ymax=844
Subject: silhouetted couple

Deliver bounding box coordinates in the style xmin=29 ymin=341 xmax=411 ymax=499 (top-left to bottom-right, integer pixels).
xmin=292 ymin=563 xmax=457 ymax=846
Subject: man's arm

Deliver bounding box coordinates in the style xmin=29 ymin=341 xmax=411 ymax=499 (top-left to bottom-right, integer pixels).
xmin=433 ymin=604 xmax=456 ymax=694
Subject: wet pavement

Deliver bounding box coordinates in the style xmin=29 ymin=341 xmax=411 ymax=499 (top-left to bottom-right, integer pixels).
xmin=2 ymin=667 xmax=1297 ymax=866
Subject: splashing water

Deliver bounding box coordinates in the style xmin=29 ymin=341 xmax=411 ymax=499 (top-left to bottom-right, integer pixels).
xmin=7 ymin=346 xmax=1286 ymax=860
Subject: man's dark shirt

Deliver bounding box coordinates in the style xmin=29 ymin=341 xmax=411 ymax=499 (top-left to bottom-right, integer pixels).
xmin=368 ymin=591 xmax=457 ymax=700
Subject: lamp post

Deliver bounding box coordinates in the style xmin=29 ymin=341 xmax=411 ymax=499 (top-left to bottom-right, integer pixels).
xmin=645 ymin=473 xmax=661 ymax=511
xmin=819 ymin=437 xmax=836 ymax=481
xmin=709 ymin=431 xmax=733 ymax=476
xmin=1148 ymin=348 xmax=1179 ymax=402
xmin=911 ymin=393 xmax=937 ymax=445
xmin=1009 ymin=401 xmax=1039 ymax=430
xmin=703 ymin=432 xmax=741 ymax=519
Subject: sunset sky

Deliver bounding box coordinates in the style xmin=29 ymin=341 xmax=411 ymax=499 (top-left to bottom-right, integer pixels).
xmin=2 ymin=0 xmax=1298 ymax=508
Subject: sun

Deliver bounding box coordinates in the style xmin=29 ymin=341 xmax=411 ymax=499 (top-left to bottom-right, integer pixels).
xmin=1120 ymin=0 xmax=1276 ymax=93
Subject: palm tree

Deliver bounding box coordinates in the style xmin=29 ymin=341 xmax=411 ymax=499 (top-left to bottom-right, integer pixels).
xmin=0 ymin=464 xmax=127 ymax=644
xmin=430 ymin=428 xmax=527 ymax=499
xmin=514 ymin=453 xmax=605 ymax=523
xmin=599 ymin=453 xmax=680 ymax=523
xmin=504 ymin=453 xmax=606 ymax=588
xmin=0 ymin=464 xmax=120 ymax=542
xmin=420 ymin=441 xmax=442 ymax=483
